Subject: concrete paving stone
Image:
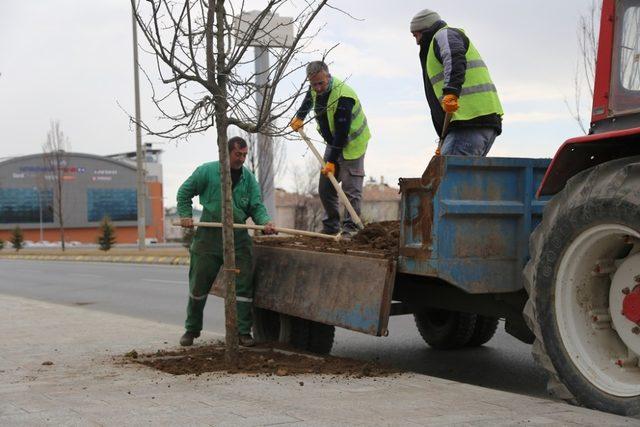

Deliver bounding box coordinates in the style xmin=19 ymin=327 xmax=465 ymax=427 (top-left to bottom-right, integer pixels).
xmin=0 ymin=412 xmax=56 ymax=426
xmin=482 ymin=395 xmax=626 ymax=423
xmin=462 ymin=415 xmax=563 ymax=426
xmin=0 ymin=402 xmax=26 ymax=417
xmin=9 ymin=392 xmax=63 ymax=414
xmin=0 ymin=383 xmax=31 ymax=395
xmin=217 ymin=414 xmax=303 ymax=427
xmin=41 ymin=390 xmax=113 ymax=410
xmin=548 ymin=410 xmax=640 ymax=426
xmin=0 ymin=407 xmax=100 ymax=426
xmin=98 ymin=407 xmax=234 ymax=427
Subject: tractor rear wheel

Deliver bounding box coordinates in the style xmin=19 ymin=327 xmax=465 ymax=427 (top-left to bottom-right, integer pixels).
xmin=524 ymin=157 xmax=640 ymax=416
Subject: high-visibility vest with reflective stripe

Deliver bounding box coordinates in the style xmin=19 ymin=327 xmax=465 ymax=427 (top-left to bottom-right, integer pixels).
xmin=426 ymin=27 xmax=503 ymax=122
xmin=311 ymin=77 xmax=370 ymax=160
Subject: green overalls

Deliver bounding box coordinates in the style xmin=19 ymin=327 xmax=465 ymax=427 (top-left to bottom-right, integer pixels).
xmin=177 ymin=161 xmax=271 ymax=334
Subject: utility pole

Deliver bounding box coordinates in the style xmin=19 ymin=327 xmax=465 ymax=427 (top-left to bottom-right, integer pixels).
xmin=131 ymin=4 xmax=146 ymax=251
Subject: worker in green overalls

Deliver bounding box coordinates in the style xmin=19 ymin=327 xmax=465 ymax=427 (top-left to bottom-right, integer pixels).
xmin=177 ymin=136 xmax=275 ymax=347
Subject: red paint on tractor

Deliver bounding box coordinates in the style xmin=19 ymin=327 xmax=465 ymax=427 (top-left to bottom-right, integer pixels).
xmin=622 ymin=286 xmax=640 ymax=324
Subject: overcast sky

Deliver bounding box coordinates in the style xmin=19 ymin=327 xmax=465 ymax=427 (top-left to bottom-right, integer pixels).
xmin=1 ymin=1 xmax=594 ymax=209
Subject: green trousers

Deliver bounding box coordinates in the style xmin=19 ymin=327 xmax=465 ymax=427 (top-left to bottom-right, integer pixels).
xmin=185 ymin=245 xmax=254 ymax=334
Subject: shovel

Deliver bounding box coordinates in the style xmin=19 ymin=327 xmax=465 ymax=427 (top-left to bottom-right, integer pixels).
xmin=435 ymin=112 xmax=452 ymax=156
xmin=172 ymin=220 xmax=340 ymax=241
xmin=297 ymin=129 xmax=364 ymax=230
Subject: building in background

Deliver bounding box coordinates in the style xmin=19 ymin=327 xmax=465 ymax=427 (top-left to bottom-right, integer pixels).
xmin=0 ymin=144 xmax=164 ymax=244
xmin=359 ymin=177 xmax=401 ymax=224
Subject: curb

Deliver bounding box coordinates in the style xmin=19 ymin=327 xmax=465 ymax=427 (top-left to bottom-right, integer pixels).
xmin=0 ymin=254 xmax=190 ymax=265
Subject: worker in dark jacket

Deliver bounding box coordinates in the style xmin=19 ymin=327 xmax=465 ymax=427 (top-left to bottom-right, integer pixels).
xmin=289 ymin=61 xmax=371 ymax=237
xmin=411 ymin=9 xmax=503 ymax=156
xmin=177 ymin=136 xmax=275 ymax=347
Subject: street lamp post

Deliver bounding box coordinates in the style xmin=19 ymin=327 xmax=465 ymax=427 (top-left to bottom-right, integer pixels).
xmin=131 ymin=3 xmax=146 ymax=251
xmin=233 ymin=11 xmax=293 ymax=222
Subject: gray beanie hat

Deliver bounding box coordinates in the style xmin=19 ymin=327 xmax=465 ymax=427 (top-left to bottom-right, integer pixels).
xmin=410 ymin=9 xmax=441 ymax=32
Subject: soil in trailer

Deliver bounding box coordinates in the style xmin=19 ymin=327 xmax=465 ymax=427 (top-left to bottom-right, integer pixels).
xmin=254 ymin=221 xmax=400 ymax=258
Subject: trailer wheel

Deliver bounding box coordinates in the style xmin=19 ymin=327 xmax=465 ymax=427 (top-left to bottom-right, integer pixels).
xmin=252 ymin=307 xmax=280 ymax=342
xmin=524 ymin=157 xmax=640 ymax=416
xmin=466 ymin=316 xmax=499 ymax=347
xmin=414 ymin=308 xmax=477 ymax=350
xmin=253 ymin=308 xmax=335 ymax=354
xmin=308 ymin=320 xmax=335 ymax=355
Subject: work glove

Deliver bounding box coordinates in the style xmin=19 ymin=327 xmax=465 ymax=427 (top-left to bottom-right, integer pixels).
xmin=442 ymin=94 xmax=459 ymax=113
xmin=180 ymin=217 xmax=194 ymax=228
xmin=321 ymin=161 xmax=336 ymax=176
xmin=289 ymin=117 xmax=304 ymax=132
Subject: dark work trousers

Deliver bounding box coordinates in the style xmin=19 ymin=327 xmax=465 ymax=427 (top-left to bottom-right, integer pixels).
xmin=318 ymin=147 xmax=365 ymax=234
xmin=185 ymin=244 xmax=254 ymax=335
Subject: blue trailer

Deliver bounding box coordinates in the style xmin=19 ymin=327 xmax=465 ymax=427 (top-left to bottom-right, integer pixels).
xmin=252 ymin=155 xmax=550 ymax=351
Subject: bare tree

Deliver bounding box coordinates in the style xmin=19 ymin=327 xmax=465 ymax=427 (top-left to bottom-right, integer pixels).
xmin=42 ymin=120 xmax=70 ymax=251
xmin=131 ymin=0 xmax=331 ymax=362
xmin=567 ymin=0 xmax=600 ymax=134
xmin=292 ymin=156 xmax=323 ymax=231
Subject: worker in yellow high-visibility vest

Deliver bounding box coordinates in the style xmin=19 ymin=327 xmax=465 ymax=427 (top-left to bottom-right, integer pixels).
xmin=290 ymin=61 xmax=371 ymax=238
xmin=410 ymin=9 xmax=503 ymax=156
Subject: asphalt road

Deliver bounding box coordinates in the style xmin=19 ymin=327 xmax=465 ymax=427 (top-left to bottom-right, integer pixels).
xmin=0 ymin=259 xmax=548 ymax=398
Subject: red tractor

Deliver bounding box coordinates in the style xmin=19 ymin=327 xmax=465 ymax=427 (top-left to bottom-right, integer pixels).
xmin=525 ymin=0 xmax=640 ymax=415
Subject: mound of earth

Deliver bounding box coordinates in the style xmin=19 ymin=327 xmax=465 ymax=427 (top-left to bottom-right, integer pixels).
xmin=124 ymin=341 xmax=397 ymax=378
xmin=254 ymin=221 xmax=400 ymax=258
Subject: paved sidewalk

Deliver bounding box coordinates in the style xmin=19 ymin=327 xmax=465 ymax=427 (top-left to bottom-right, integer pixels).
xmin=0 ymin=294 xmax=637 ymax=426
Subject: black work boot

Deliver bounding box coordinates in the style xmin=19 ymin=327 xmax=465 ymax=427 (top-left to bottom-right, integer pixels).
xmin=238 ymin=334 xmax=255 ymax=347
xmin=320 ymin=228 xmax=339 ymax=236
xmin=180 ymin=330 xmax=200 ymax=346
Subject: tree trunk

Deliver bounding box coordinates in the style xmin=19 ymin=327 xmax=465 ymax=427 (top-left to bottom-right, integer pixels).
xmin=210 ymin=0 xmax=238 ymax=367
xmin=216 ymin=114 xmax=238 ymax=367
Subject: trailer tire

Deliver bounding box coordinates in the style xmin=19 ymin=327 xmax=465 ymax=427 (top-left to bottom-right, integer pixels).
xmin=414 ymin=308 xmax=477 ymax=350
xmin=252 ymin=307 xmax=280 ymax=342
xmin=253 ymin=309 xmax=334 ymax=355
xmin=466 ymin=316 xmax=499 ymax=347
xmin=524 ymin=157 xmax=640 ymax=416
xmin=308 ymin=321 xmax=335 ymax=355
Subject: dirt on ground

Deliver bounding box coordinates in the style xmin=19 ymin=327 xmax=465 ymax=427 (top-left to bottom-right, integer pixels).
xmin=254 ymin=221 xmax=400 ymax=259
xmin=124 ymin=341 xmax=398 ymax=378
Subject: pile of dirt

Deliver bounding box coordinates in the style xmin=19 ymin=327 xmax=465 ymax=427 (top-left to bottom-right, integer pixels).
xmin=125 ymin=341 xmax=397 ymax=378
xmin=254 ymin=221 xmax=400 ymax=258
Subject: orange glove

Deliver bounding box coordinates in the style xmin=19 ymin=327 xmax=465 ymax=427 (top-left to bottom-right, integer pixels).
xmin=321 ymin=161 xmax=336 ymax=176
xmin=442 ymin=94 xmax=459 ymax=113
xmin=290 ymin=117 xmax=304 ymax=132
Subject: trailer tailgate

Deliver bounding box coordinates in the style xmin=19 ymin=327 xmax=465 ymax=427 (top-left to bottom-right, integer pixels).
xmin=252 ymin=245 xmax=396 ymax=336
